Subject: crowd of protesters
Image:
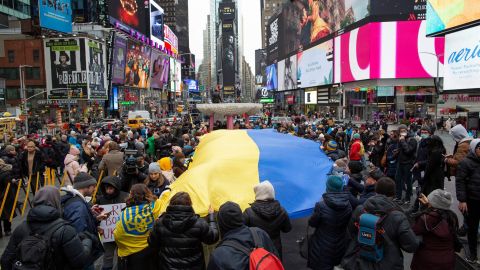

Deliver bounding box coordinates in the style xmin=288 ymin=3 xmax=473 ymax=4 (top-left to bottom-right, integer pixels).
xmin=0 ymin=113 xmax=477 ymax=269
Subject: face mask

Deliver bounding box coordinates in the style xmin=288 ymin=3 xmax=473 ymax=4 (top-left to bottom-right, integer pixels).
xmin=400 ymin=132 xmax=407 ymax=137
xmin=420 ymin=134 xmax=429 ymax=139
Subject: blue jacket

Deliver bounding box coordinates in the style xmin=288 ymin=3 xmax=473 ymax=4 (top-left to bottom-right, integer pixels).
xmin=308 ymin=192 xmax=353 ymax=270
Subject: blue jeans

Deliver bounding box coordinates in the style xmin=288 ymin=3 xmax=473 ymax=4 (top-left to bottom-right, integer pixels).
xmin=395 ymin=163 xmax=413 ymax=201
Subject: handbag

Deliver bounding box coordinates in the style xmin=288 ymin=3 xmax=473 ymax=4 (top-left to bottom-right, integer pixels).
xmin=297 ymin=225 xmax=313 ymax=259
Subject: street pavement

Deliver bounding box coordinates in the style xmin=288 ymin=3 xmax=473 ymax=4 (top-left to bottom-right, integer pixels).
xmin=0 ymin=129 xmax=472 ymax=270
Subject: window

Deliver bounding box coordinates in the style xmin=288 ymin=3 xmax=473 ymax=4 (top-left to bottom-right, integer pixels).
xmin=0 ymin=68 xmax=19 ymax=80
xmin=33 ymin=50 xmax=40 ymax=63
xmin=25 ymin=67 xmax=41 ymax=80
xmin=7 ymin=50 xmax=14 ymax=63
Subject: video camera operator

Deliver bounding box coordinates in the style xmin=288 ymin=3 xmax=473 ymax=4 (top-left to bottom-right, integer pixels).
xmin=119 ymin=154 xmax=147 ymax=192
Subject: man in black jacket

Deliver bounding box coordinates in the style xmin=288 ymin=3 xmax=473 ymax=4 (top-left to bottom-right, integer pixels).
xmin=395 ymin=125 xmax=417 ymax=205
xmin=207 ymin=201 xmax=279 ymax=270
xmin=456 ymin=138 xmax=480 ymax=263
xmin=1 ymin=186 xmax=93 ymax=270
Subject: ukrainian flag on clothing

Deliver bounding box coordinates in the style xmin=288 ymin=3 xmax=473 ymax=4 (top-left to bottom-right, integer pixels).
xmin=159 ymin=129 xmax=333 ymax=218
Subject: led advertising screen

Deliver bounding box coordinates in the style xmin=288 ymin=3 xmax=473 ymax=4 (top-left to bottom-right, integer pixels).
xmin=164 ymin=24 xmax=179 ymax=54
xmin=371 ymin=0 xmax=427 ymax=21
xmin=427 ymin=0 xmax=480 ymax=36
xmin=87 ymin=39 xmax=108 ymax=100
xmin=219 ymin=2 xmax=235 ymax=21
xmin=334 ymin=20 xmax=445 ymax=84
xmin=222 ymin=22 xmax=235 ymax=96
xmin=255 ymin=49 xmax=267 ymax=85
xmin=185 ymin=79 xmax=198 ymax=93
xmin=278 ymin=55 xmax=297 ymax=91
xmin=107 ymin=0 xmax=149 ymax=36
xmin=170 ymin=57 xmax=175 ymax=92
xmin=297 ymin=40 xmax=333 ymax=88
xmin=111 ymin=86 xmax=119 ymax=110
xmin=150 ymin=50 xmax=170 ymax=89
xmin=39 ymin=0 xmax=73 ymax=33
xmin=150 ymin=1 xmax=164 ymax=46
xmin=112 ymin=36 xmax=127 ymax=84
xmin=281 ymin=0 xmax=368 ymax=58
xmin=125 ymin=40 xmax=151 ymax=88
xmin=444 ymin=25 xmax=480 ymax=90
xmin=266 ymin=63 xmax=278 ymax=91
xmin=44 ymin=38 xmax=88 ymax=99
xmin=266 ymin=14 xmax=281 ymax=64
xmin=175 ymin=60 xmax=182 ymax=93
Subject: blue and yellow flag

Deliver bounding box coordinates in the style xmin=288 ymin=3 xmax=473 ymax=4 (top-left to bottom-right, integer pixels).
xmin=159 ymin=129 xmax=333 ymax=218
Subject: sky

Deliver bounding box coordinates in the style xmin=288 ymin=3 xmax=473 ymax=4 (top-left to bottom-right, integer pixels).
xmin=188 ymin=0 xmax=262 ymax=72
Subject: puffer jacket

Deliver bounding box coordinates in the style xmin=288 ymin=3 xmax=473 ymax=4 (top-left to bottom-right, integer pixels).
xmin=341 ymin=195 xmax=419 ymax=270
xmin=0 ymin=204 xmax=92 ymax=270
xmin=397 ymin=136 xmax=417 ymax=164
xmin=64 ymin=154 xmax=87 ymax=181
xmin=456 ymin=146 xmax=480 ymax=202
xmin=308 ymin=192 xmax=353 ymax=270
xmin=148 ymin=205 xmax=219 ymax=270
xmin=95 ymin=176 xmax=129 ymax=205
xmin=243 ymin=200 xmax=292 ymax=257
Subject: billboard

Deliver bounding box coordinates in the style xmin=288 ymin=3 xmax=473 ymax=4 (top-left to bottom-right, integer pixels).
xmin=266 ymin=63 xmax=278 ymax=91
xmin=44 ymin=38 xmax=88 ymax=99
xmin=164 ymin=24 xmax=179 ymax=54
xmin=266 ymin=14 xmax=281 ymax=64
xmin=222 ymin=22 xmax=235 ymax=96
xmin=444 ymin=25 xmax=480 ymax=90
xmin=125 ymin=40 xmax=151 ymax=88
xmin=334 ymin=20 xmax=445 ymax=83
xmin=280 ymin=0 xmax=368 ymax=57
xmin=150 ymin=1 xmax=165 ymax=46
xmin=297 ymin=40 xmax=333 ymax=88
xmin=371 ymin=0 xmax=427 ymax=21
xmin=87 ymin=40 xmax=108 ymax=99
xmin=255 ymin=49 xmax=267 ymax=85
xmin=112 ymin=36 xmax=127 ymax=84
xmin=185 ymin=79 xmax=198 ymax=93
xmin=107 ymin=0 xmax=149 ymax=36
xmin=150 ymin=50 xmax=170 ymax=89
xmin=427 ymin=0 xmax=480 ymax=36
xmin=39 ymin=0 xmax=72 ymax=33
xmin=278 ymin=55 xmax=297 ymax=91
xmin=219 ymin=2 xmax=235 ymax=21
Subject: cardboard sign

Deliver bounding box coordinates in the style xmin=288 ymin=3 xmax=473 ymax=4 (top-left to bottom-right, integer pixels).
xmin=99 ymin=203 xmax=126 ymax=243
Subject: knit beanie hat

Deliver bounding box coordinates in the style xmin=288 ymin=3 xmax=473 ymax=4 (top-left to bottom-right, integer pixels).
xmin=148 ymin=162 xmax=161 ymax=174
xmin=326 ymin=175 xmax=344 ymax=192
xmin=326 ymin=140 xmax=338 ymax=151
xmin=69 ymin=146 xmax=80 ymax=156
xmin=428 ymin=189 xmax=452 ymax=210
xmin=217 ymin=201 xmax=244 ymax=236
xmin=254 ymin=180 xmax=275 ymax=201
xmin=73 ymin=172 xmax=97 ymax=189
xmin=158 ymin=157 xmax=173 ymax=171
xmin=353 ymin=133 xmax=360 ymax=139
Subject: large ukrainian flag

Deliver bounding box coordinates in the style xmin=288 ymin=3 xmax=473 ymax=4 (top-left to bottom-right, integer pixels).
xmin=159 ymin=129 xmax=333 ymax=218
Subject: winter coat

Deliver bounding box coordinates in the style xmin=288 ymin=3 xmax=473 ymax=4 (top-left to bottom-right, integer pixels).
xmin=64 ymin=154 xmax=87 ymax=182
xmin=96 ymin=176 xmax=129 ymax=205
xmin=81 ymin=150 xmax=95 ymax=171
xmin=397 ymin=136 xmax=417 ymax=164
xmin=350 ymin=185 xmax=376 ymax=210
xmin=369 ymin=142 xmax=385 ymax=168
xmin=40 ymin=143 xmax=59 ymax=168
xmin=456 ymin=152 xmax=480 ymax=202
xmin=61 ymin=187 xmax=103 ymax=264
xmin=1 ymin=152 xmax=21 ymax=179
xmin=146 ymin=136 xmax=156 ymax=156
xmin=54 ymin=141 xmax=71 ymax=167
xmin=446 ymin=138 xmax=471 ymax=176
xmin=415 ymin=139 xmax=430 ymax=171
xmin=99 ymin=149 xmax=124 ymax=176
xmin=385 ymin=141 xmax=399 ymax=177
xmin=20 ymin=150 xmax=45 ymax=178
xmin=349 ymin=140 xmax=364 ymax=161
xmin=146 ymin=178 xmax=169 ymax=198
xmin=148 ymin=205 xmax=219 ymax=270
xmin=0 ymin=204 xmax=92 ymax=270
xmin=0 ymin=166 xmax=16 ymax=220
xmin=422 ymin=148 xmax=446 ymax=196
xmin=410 ymin=210 xmax=457 ymax=270
xmin=308 ymin=192 xmax=353 ymax=270
xmin=341 ymin=195 xmax=419 ymax=270
xmin=243 ymin=200 xmax=292 ymax=257
xmin=207 ymin=226 xmax=278 ymax=270
xmin=347 ymin=173 xmax=365 ymax=197
xmin=119 ymin=170 xmax=147 ymax=193
xmin=326 ymin=149 xmax=346 ymax=161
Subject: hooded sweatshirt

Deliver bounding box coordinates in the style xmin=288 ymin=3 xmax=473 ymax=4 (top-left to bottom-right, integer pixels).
xmin=447 ymin=125 xmax=473 ymax=175
xmin=449 ymin=124 xmax=469 ymax=143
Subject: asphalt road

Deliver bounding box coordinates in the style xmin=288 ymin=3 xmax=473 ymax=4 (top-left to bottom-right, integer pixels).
xmin=0 ymin=129 xmax=473 ymax=270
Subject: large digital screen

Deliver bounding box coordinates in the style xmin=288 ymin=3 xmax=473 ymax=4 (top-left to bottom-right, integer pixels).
xmin=427 ymin=0 xmax=480 ymax=36
xmin=87 ymin=39 xmax=108 ymax=100
xmin=107 ymin=0 xmax=149 ymax=36
xmin=278 ymin=55 xmax=297 ymax=91
xmin=297 ymin=40 xmax=333 ymax=88
xmin=125 ymin=40 xmax=151 ymax=88
xmin=444 ymin=25 xmax=480 ymax=90
xmin=334 ymin=20 xmax=445 ymax=83
xmin=219 ymin=2 xmax=235 ymax=21
xmin=150 ymin=1 xmax=164 ymax=46
xmin=266 ymin=14 xmax=281 ymax=64
xmin=280 ymin=0 xmax=368 ymax=58
xmin=112 ymin=36 xmax=127 ymax=84
xmin=371 ymin=0 xmax=427 ymax=21
xmin=39 ymin=0 xmax=72 ymax=33
xmin=222 ymin=22 xmax=235 ymax=96
xmin=150 ymin=50 xmax=170 ymax=89
xmin=266 ymin=63 xmax=278 ymax=91
xmin=185 ymin=79 xmax=198 ymax=93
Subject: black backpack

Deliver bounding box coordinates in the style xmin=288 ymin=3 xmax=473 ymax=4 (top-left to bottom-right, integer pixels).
xmin=13 ymin=219 xmax=66 ymax=270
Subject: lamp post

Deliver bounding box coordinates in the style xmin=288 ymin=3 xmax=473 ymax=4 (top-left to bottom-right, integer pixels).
xmin=419 ymin=52 xmax=444 ymax=122
xmin=19 ymin=65 xmax=32 ymax=135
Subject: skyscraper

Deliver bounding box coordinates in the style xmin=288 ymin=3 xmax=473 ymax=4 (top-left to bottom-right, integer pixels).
xmin=155 ymin=0 xmax=190 ymax=54
xmin=261 ymin=0 xmax=284 ymax=49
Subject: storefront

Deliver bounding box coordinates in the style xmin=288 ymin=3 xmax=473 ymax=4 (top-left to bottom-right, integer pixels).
xmin=304 ymin=88 xmax=317 ymax=114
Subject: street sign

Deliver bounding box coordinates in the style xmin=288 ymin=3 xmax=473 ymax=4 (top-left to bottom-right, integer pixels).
xmin=260 ymin=98 xmax=274 ymax=103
